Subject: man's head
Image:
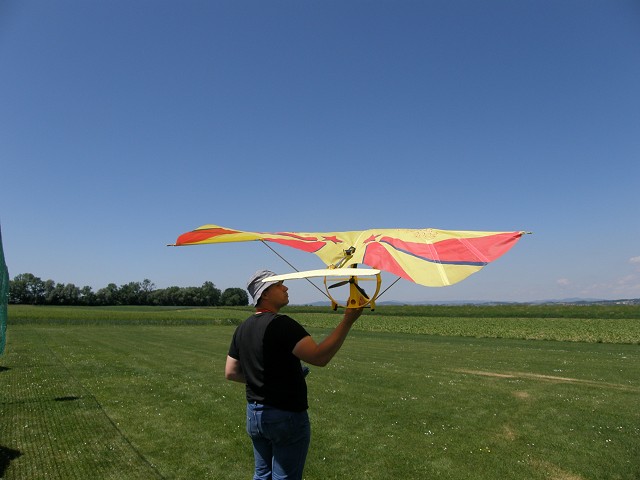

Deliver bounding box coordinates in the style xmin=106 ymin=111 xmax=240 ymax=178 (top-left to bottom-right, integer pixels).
xmin=246 ymin=269 xmax=288 ymax=308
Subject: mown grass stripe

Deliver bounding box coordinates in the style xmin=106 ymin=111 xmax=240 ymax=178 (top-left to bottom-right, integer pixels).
xmin=1 ymin=329 xmax=165 ymax=479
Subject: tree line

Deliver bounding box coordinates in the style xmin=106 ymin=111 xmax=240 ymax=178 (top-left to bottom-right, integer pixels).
xmin=8 ymin=273 xmax=249 ymax=307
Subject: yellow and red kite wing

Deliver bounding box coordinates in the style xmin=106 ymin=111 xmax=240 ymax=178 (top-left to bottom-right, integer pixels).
xmin=173 ymin=225 xmax=524 ymax=287
xmin=174 ymin=224 xmax=361 ymax=266
xmin=350 ymin=228 xmax=523 ymax=287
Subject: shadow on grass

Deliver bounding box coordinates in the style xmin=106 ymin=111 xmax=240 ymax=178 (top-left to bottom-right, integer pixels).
xmin=0 ymin=446 xmax=22 ymax=477
xmin=54 ymin=395 xmax=81 ymax=402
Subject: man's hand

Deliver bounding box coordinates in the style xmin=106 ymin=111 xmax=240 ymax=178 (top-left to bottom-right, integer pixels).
xmin=343 ymin=305 xmax=364 ymax=324
xmin=343 ymin=293 xmax=367 ymax=323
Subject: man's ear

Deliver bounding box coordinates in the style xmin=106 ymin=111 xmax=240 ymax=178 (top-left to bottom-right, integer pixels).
xmin=262 ymin=284 xmax=274 ymax=299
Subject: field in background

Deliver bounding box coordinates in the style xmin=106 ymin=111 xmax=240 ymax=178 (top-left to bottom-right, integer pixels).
xmin=8 ymin=303 xmax=640 ymax=343
xmin=1 ymin=305 xmax=639 ymax=479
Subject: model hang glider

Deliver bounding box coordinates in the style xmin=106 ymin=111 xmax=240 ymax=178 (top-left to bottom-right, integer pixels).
xmin=171 ymin=224 xmax=527 ymax=310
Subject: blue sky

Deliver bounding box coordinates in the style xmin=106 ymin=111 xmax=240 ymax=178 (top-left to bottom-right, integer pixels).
xmin=1 ymin=0 xmax=639 ymax=304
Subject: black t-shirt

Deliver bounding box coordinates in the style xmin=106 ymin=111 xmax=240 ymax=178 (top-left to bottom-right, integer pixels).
xmin=228 ymin=312 xmax=310 ymax=412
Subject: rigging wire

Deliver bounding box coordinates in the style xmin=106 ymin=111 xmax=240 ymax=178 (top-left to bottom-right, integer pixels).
xmin=374 ymin=276 xmax=401 ymax=301
xmin=259 ymin=240 xmax=404 ymax=305
xmin=259 ymin=240 xmax=330 ymax=300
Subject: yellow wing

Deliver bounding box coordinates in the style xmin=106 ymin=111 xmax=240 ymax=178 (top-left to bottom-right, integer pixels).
xmin=173 ymin=224 xmax=525 ymax=287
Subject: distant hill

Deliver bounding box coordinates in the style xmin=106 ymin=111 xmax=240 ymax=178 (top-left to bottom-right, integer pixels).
xmin=300 ymin=298 xmax=640 ymax=307
xmin=536 ymin=298 xmax=640 ymax=306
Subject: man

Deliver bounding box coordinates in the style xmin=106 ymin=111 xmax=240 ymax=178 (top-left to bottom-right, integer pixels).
xmin=225 ymin=269 xmax=364 ymax=480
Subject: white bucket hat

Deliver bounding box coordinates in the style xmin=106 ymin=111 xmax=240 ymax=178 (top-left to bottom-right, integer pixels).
xmin=246 ymin=269 xmax=279 ymax=305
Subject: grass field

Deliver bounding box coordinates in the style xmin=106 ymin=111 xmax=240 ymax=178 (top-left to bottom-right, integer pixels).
xmin=2 ymin=305 xmax=639 ymax=479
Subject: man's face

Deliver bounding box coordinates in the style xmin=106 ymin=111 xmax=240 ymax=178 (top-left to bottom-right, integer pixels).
xmin=262 ymin=281 xmax=289 ymax=308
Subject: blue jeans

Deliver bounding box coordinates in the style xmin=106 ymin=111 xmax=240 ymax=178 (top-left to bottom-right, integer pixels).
xmin=246 ymin=403 xmax=311 ymax=480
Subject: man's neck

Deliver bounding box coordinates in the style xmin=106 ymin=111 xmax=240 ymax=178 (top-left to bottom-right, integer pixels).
xmin=256 ymin=303 xmax=280 ymax=314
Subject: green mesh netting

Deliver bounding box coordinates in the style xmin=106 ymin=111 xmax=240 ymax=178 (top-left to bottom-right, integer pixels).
xmin=0 ymin=226 xmax=8 ymax=355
